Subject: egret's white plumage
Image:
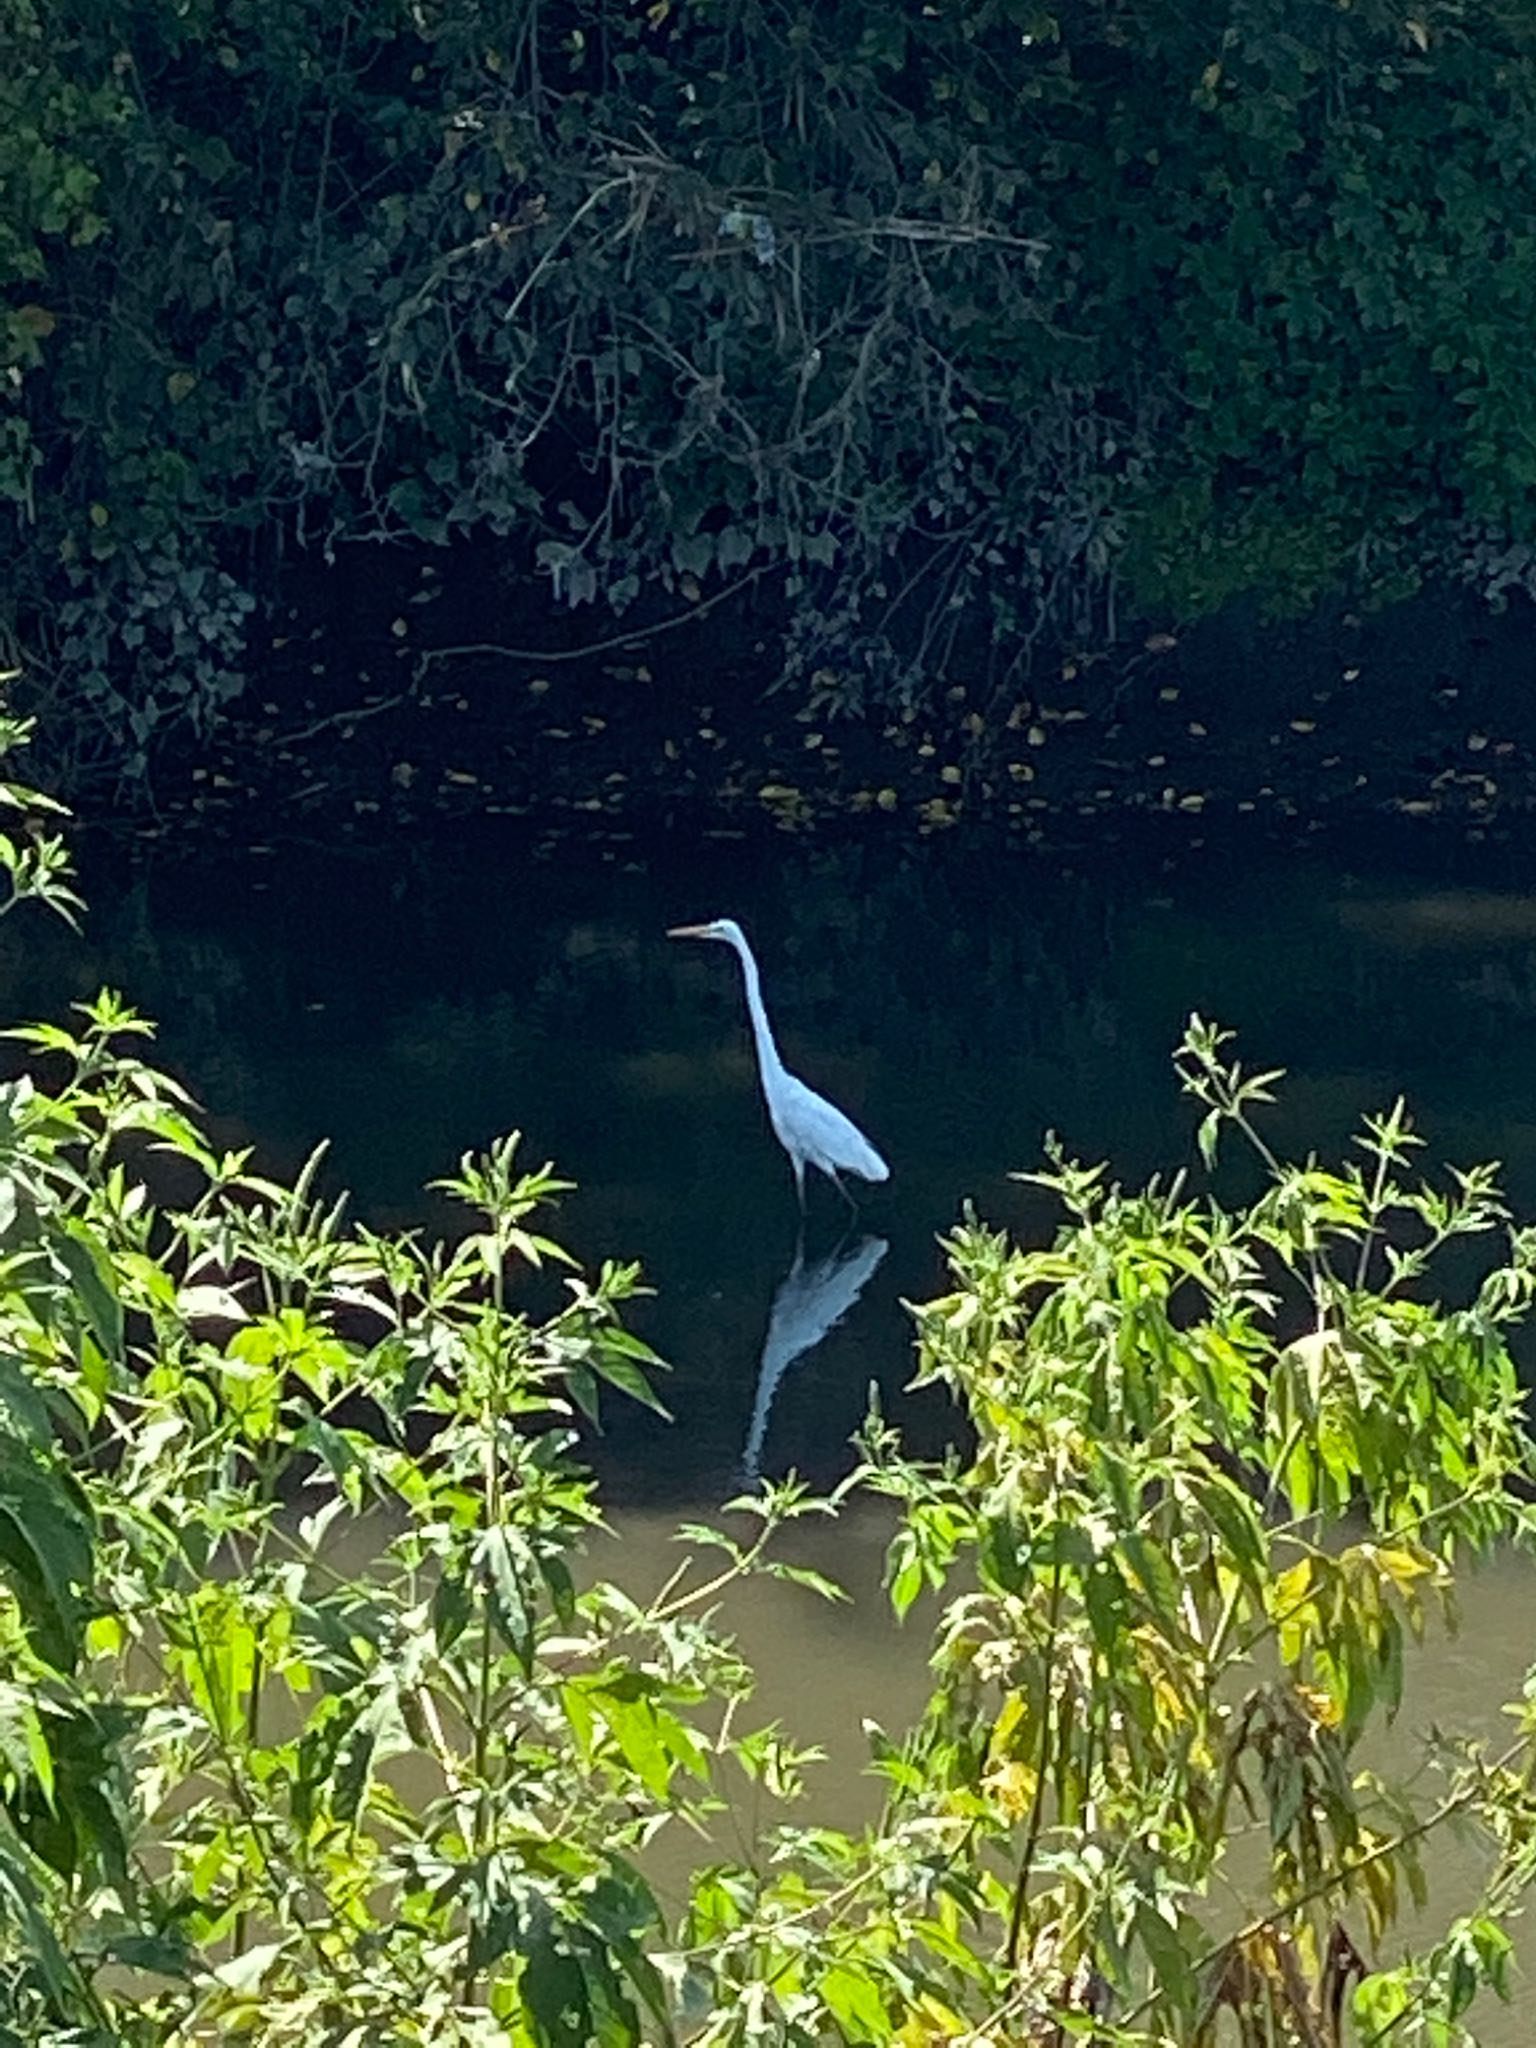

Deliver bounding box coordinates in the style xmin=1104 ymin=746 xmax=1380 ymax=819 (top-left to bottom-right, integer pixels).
xmin=668 ymin=917 xmax=890 ymax=1209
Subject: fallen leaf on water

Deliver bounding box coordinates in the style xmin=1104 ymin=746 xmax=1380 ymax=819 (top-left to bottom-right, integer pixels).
xmin=391 ymin=618 xmax=408 ymax=637
xmin=1290 ymin=720 xmax=1316 ymax=734
xmin=941 ymin=765 xmax=962 ymax=785
xmin=876 ymin=788 xmax=898 ymax=811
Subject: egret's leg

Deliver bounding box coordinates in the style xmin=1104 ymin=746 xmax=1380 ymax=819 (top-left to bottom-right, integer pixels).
xmin=792 ymin=1155 xmax=807 ymax=1213
xmin=829 ymin=1168 xmax=860 ymax=1217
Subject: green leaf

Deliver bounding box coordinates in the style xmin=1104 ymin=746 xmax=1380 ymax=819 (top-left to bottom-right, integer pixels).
xmin=50 ymin=1219 xmax=123 ymax=1363
xmin=479 ymin=1525 xmax=535 ymax=1671
xmin=0 ymin=1445 xmax=92 ymax=1670
xmin=820 ymin=1961 xmax=890 ymax=2042
xmin=1136 ymin=1901 xmax=1196 ymax=2022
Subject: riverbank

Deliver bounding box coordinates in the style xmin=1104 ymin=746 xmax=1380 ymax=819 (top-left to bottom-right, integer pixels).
xmin=78 ymin=559 xmax=1536 ymax=864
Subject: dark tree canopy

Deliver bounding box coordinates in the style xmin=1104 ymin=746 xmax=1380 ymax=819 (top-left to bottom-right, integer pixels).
xmin=6 ymin=0 xmax=1536 ymax=763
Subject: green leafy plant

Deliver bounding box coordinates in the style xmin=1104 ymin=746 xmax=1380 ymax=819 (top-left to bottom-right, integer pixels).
xmin=0 ymin=997 xmax=863 ymax=2043
xmin=837 ymin=1017 xmax=1536 ymax=2045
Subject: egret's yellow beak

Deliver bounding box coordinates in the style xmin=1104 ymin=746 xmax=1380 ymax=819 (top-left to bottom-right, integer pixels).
xmin=667 ymin=923 xmax=715 ymax=939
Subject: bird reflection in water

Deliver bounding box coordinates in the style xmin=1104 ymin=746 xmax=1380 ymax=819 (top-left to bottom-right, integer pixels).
xmin=740 ymin=1233 xmax=889 ymax=1485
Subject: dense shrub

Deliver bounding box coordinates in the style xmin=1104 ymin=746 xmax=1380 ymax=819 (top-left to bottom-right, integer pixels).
xmin=8 ymin=1 xmax=1536 ymax=760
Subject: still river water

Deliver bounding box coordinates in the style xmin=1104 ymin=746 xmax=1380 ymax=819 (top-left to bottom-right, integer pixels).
xmin=13 ymin=817 xmax=1536 ymax=2011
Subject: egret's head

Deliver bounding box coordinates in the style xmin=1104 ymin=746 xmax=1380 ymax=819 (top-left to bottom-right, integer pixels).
xmin=667 ymin=918 xmax=743 ymax=946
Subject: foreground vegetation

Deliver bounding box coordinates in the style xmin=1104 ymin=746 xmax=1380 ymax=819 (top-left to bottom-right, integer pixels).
xmin=9 ymin=1 xmax=1536 ymax=773
xmin=0 ymin=718 xmax=1532 ymax=2041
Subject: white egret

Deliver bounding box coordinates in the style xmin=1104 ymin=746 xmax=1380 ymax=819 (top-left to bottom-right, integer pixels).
xmin=667 ymin=918 xmax=890 ymax=1209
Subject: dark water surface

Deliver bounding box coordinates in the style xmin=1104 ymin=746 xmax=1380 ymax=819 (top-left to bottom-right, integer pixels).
xmin=13 ymin=817 xmax=1536 ymax=1508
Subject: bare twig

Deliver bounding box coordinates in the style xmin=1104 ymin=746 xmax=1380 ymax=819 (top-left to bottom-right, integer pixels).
xmin=414 ymin=566 xmax=764 ymax=674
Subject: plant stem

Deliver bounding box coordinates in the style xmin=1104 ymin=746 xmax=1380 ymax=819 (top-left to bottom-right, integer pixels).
xmin=1007 ymin=1548 xmax=1064 ymax=1971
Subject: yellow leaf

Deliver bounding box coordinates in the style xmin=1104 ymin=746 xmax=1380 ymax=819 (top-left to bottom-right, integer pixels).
xmin=1296 ymin=1681 xmax=1342 ymax=1728
xmin=982 ymin=1757 xmax=1036 ymax=1821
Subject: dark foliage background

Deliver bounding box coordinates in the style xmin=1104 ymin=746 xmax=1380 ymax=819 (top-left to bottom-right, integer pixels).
xmin=6 ymin=0 xmax=1536 ymax=773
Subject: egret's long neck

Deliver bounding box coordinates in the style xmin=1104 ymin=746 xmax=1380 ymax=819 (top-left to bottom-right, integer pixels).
xmin=728 ymin=932 xmax=786 ymax=1086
